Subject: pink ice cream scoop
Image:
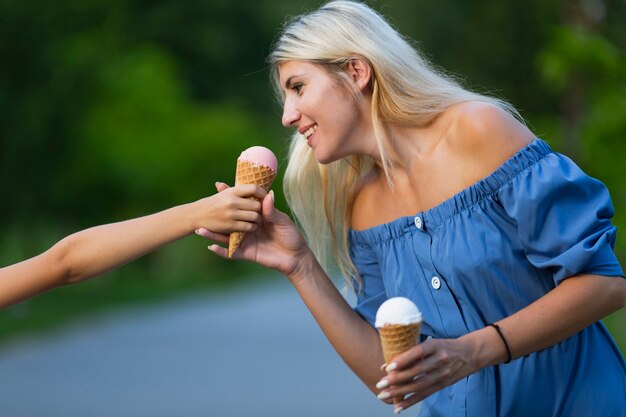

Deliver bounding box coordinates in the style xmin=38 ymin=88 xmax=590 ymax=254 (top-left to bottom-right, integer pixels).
xmin=238 ymin=146 xmax=278 ymax=171
xmin=228 ymin=146 xmax=278 ymax=258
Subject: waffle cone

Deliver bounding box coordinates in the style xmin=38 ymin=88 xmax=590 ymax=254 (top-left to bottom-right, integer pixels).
xmin=227 ymin=160 xmax=277 ymax=258
xmin=379 ymin=322 xmax=422 ymax=405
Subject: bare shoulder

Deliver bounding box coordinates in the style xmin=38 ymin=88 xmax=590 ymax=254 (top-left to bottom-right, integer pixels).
xmin=444 ymin=101 xmax=536 ymax=174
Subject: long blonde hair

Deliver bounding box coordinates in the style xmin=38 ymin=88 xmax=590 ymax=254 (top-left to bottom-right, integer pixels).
xmin=269 ymin=1 xmax=520 ymax=290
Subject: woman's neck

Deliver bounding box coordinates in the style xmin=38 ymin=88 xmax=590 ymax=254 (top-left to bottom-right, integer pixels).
xmin=372 ymin=118 xmax=445 ymax=175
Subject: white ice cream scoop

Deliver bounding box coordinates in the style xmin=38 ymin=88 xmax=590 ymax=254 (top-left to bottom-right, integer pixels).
xmin=375 ymin=297 xmax=423 ymax=328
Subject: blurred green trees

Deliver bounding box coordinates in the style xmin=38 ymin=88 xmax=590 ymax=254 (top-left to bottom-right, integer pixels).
xmin=1 ymin=0 xmax=624 ymax=347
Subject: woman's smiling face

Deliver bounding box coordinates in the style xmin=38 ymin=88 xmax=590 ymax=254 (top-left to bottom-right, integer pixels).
xmin=279 ymin=61 xmax=371 ymax=164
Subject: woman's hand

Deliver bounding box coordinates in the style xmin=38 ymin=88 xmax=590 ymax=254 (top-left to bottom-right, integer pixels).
xmin=375 ymin=337 xmax=485 ymax=413
xmin=195 ymin=182 xmax=310 ymax=278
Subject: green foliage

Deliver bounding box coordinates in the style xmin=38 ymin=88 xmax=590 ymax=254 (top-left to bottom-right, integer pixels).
xmin=76 ymin=46 xmax=276 ymax=215
xmin=0 ymin=0 xmax=290 ymax=339
xmin=534 ymin=20 xmax=626 ymax=257
xmin=537 ymin=26 xmax=622 ymax=92
xmin=0 ymin=0 xmax=624 ymax=352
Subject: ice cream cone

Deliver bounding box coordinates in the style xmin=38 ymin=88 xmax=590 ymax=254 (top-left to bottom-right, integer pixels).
xmin=227 ymin=159 xmax=277 ymax=257
xmin=379 ymin=322 xmax=422 ymax=404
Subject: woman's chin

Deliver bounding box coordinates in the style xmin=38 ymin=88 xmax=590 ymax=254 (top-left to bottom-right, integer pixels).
xmin=313 ymin=152 xmax=336 ymax=165
xmin=312 ymin=148 xmax=345 ymax=165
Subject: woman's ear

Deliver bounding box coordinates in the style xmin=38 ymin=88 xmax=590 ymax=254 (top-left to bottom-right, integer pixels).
xmin=346 ymin=58 xmax=372 ymax=91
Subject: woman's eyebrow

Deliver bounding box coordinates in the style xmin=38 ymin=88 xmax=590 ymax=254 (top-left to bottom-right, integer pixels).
xmin=284 ymin=74 xmax=305 ymax=89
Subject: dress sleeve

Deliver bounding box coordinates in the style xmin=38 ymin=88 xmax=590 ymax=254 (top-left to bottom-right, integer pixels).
xmin=497 ymin=151 xmax=624 ymax=285
xmin=349 ymin=239 xmax=387 ymax=327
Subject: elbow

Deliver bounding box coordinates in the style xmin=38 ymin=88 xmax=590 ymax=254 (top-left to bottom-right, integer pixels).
xmin=48 ymin=237 xmax=78 ymax=286
xmin=613 ymin=276 xmax=626 ymax=311
xmin=364 ymin=379 xmax=393 ymax=405
xmin=361 ymin=366 xmax=389 ymax=399
xmin=600 ymin=275 xmax=626 ymax=314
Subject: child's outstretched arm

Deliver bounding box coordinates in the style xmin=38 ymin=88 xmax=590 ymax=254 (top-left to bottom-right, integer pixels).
xmin=0 ymin=184 xmax=266 ymax=308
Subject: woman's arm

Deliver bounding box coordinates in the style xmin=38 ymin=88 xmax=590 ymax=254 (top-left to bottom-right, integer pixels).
xmin=289 ymin=251 xmax=387 ymax=388
xmin=198 ymin=190 xmax=388 ymax=390
xmin=0 ymin=184 xmax=267 ymax=308
xmin=374 ymin=103 xmax=626 ymax=412
xmin=376 ymin=274 xmax=626 ymax=412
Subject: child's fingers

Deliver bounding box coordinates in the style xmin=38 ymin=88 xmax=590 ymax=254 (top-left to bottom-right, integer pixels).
xmin=215 ymin=182 xmax=230 ymax=192
xmin=232 ymin=184 xmax=267 ymax=199
xmin=235 ymin=211 xmax=262 ymax=225
xmin=240 ymin=200 xmax=263 ymax=214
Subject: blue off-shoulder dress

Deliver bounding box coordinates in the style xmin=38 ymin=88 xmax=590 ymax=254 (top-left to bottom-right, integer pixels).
xmin=348 ymin=139 xmax=626 ymax=417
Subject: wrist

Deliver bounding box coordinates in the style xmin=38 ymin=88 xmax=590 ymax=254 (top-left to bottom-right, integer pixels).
xmin=487 ymin=323 xmax=512 ymax=364
xmin=459 ymin=325 xmax=510 ymax=369
xmin=287 ymin=249 xmax=319 ymax=285
xmin=188 ymin=199 xmax=214 ymax=233
xmin=172 ymin=201 xmax=201 ymax=235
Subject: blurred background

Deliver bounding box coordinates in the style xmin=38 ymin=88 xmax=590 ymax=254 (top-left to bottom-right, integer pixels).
xmin=0 ymin=0 xmax=624 ymax=413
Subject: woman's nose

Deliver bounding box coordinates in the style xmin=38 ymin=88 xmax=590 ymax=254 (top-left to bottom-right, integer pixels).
xmin=282 ymin=103 xmax=301 ymax=127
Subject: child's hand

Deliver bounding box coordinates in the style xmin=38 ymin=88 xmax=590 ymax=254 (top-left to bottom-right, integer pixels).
xmin=193 ymin=184 xmax=267 ymax=234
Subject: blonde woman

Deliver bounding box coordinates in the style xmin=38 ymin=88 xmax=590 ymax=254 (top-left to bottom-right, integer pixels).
xmin=199 ymin=1 xmax=626 ymax=415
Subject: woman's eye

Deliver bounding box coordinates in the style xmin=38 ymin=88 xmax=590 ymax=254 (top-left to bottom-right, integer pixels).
xmin=293 ymin=83 xmax=303 ymax=94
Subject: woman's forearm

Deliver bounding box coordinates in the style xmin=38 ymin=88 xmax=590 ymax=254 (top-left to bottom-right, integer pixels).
xmin=289 ymin=251 xmax=386 ymax=390
xmin=374 ymin=274 xmax=626 ymax=412
xmin=466 ymin=274 xmax=626 ymax=367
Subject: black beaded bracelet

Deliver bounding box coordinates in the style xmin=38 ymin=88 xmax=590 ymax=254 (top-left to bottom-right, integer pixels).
xmin=487 ymin=323 xmax=512 ymax=364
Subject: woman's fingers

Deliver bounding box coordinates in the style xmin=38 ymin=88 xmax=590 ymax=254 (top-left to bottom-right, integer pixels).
xmin=381 ymin=366 xmax=437 ymax=399
xmin=393 ymin=390 xmax=422 ymax=414
xmin=376 ymin=354 xmax=441 ymax=405
xmin=262 ymin=191 xmax=292 ymax=226
xmin=208 ymin=244 xmax=229 ymax=259
xmin=376 ymin=339 xmax=476 ymax=413
xmin=384 ymin=353 xmax=441 ymax=387
xmin=385 ymin=365 xmax=453 ymax=411
xmin=377 ymin=368 xmax=445 ymax=414
xmin=195 ymin=228 xmax=229 ymax=243
xmin=262 ymin=191 xmax=276 ymax=220
xmin=386 ymin=341 xmax=428 ymax=372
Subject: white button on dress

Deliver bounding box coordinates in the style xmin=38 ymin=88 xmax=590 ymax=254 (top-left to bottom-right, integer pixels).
xmin=431 ymin=276 xmax=441 ymax=290
xmin=414 ymin=216 xmax=423 ymax=230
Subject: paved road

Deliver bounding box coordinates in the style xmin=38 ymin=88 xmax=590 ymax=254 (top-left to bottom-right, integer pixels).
xmin=0 ymin=276 xmax=394 ymax=417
